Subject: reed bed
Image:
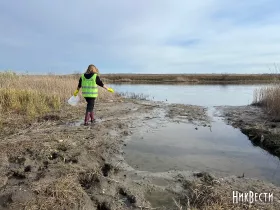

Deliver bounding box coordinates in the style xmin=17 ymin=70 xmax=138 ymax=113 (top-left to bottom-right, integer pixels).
xmin=253 ymin=83 xmax=280 ymax=120
xmin=0 ymin=71 xmax=114 ymax=119
xmin=102 ymin=73 xmax=280 ymax=84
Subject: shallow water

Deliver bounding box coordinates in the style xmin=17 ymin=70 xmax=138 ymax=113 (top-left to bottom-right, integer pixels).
xmin=114 ymin=84 xmax=280 ymax=185
xmin=124 ymin=109 xmax=280 ymax=184
xmin=66 ymin=118 xmax=104 ymax=126
xmin=111 ymin=84 xmax=268 ymax=106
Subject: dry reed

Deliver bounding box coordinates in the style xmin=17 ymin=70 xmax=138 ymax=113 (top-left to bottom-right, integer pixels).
xmin=253 ymin=83 xmax=280 ymax=120
xmin=21 ymin=175 xmax=89 ymax=210
xmin=102 ymin=73 xmax=280 ymax=84
xmin=0 ymin=71 xmax=115 ymax=119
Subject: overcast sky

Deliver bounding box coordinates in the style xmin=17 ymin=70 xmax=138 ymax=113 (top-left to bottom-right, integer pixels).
xmin=1 ymin=0 xmax=280 ymax=74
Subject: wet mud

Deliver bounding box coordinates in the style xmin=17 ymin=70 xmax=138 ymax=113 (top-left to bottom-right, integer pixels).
xmin=0 ymin=99 xmax=279 ymax=209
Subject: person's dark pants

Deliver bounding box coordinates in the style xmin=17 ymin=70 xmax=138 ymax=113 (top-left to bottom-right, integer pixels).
xmin=84 ymin=97 xmax=96 ymax=125
xmin=85 ymin=97 xmax=96 ymax=112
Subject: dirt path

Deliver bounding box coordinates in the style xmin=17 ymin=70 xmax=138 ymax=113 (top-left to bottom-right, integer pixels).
xmin=1 ymin=100 xmax=280 ymax=209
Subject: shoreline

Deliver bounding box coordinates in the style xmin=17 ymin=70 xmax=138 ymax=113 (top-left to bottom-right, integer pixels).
xmin=100 ymin=73 xmax=280 ymax=85
xmin=216 ymin=105 xmax=280 ymax=158
xmin=104 ymin=80 xmax=277 ymax=85
xmin=0 ymin=99 xmax=280 ymax=209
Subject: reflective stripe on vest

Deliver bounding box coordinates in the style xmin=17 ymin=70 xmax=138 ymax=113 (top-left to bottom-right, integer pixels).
xmin=81 ymin=86 xmax=98 ymax=89
xmin=81 ymin=74 xmax=98 ymax=98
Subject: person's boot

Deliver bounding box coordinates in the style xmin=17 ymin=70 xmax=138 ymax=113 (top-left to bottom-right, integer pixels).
xmin=84 ymin=112 xmax=90 ymax=126
xmin=90 ymin=112 xmax=95 ymax=123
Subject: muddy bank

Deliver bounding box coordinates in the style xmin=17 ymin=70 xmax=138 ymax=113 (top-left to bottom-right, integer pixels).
xmin=0 ymin=99 xmax=280 ymax=209
xmin=0 ymin=99 xmax=156 ymax=210
xmin=217 ymin=105 xmax=280 ymax=158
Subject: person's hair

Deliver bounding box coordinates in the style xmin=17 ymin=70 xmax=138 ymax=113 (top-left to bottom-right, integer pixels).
xmin=85 ymin=64 xmax=99 ymax=74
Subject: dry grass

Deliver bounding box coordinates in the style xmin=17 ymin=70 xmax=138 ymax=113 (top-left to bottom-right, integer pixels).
xmin=21 ymin=175 xmax=89 ymax=210
xmin=0 ymin=71 xmax=118 ymax=137
xmin=0 ymin=88 xmax=61 ymax=117
xmin=177 ymin=173 xmax=231 ymax=210
xmin=176 ymin=181 xmax=276 ymax=210
xmin=0 ymin=72 xmax=74 ymax=118
xmin=0 ymin=71 xmax=115 ymax=120
xmin=176 ymin=173 xmax=260 ymax=210
xmin=1 ymin=72 xmax=76 ymax=98
xmin=180 ymin=181 xmax=234 ymax=210
xmin=174 ymin=172 xmax=280 ymax=210
xmin=253 ymin=83 xmax=280 ymax=120
xmin=101 ymin=73 xmax=280 ymax=84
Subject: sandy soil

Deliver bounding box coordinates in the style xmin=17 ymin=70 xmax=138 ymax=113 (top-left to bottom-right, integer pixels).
xmin=1 ymin=99 xmax=280 ymax=210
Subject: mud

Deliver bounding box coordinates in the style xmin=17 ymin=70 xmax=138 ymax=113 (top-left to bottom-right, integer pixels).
xmin=0 ymin=99 xmax=280 ymax=209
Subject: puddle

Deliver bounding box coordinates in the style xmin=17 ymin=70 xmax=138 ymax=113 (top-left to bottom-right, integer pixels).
xmin=150 ymin=178 xmax=170 ymax=187
xmin=124 ymin=108 xmax=280 ymax=185
xmin=66 ymin=118 xmax=104 ymax=126
xmin=145 ymin=191 xmax=177 ymax=209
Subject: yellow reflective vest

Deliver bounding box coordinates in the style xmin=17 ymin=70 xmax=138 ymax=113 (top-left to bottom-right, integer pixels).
xmin=81 ymin=74 xmax=98 ymax=98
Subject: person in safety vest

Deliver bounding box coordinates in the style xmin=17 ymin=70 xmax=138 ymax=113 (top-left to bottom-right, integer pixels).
xmin=73 ymin=64 xmax=114 ymax=125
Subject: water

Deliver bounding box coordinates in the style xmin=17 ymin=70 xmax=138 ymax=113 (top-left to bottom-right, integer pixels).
xmin=111 ymin=84 xmax=268 ymax=106
xmin=113 ymin=84 xmax=280 ymax=184
xmin=124 ymin=111 xmax=280 ymax=184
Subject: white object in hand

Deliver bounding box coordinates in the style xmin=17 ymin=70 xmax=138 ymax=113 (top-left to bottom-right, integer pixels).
xmin=68 ymin=96 xmax=80 ymax=106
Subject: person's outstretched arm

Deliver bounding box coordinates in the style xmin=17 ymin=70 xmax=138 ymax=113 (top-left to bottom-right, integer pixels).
xmin=96 ymin=75 xmax=108 ymax=90
xmin=96 ymin=76 xmax=114 ymax=92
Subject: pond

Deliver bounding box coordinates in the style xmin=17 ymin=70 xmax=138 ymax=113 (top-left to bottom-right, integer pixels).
xmin=110 ymin=84 xmax=280 ymax=185
xmin=110 ymin=84 xmax=268 ymax=106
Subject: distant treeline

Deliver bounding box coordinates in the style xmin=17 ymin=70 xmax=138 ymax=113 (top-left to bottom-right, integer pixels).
xmin=100 ymin=73 xmax=280 ymax=84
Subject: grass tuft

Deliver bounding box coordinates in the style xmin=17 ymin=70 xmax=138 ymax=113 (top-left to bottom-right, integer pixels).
xmin=21 ymin=175 xmax=89 ymax=210
xmin=177 ymin=173 xmax=256 ymax=210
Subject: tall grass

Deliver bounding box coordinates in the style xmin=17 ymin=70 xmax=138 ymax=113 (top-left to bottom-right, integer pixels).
xmin=253 ymin=83 xmax=280 ymax=120
xmin=1 ymin=72 xmax=76 ymax=97
xmin=0 ymin=89 xmax=61 ymax=117
xmin=0 ymin=71 xmax=113 ymax=119
xmin=0 ymin=72 xmax=73 ymax=118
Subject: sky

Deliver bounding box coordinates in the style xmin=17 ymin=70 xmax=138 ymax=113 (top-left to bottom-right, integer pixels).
xmin=1 ymin=0 xmax=280 ymax=74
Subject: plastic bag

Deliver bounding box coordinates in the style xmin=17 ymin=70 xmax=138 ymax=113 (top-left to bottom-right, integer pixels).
xmin=68 ymin=96 xmax=80 ymax=106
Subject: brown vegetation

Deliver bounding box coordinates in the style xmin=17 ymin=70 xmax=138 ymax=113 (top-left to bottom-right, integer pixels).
xmin=0 ymin=71 xmax=116 ymax=134
xmin=253 ymin=83 xmax=280 ymax=121
xmin=101 ymin=73 xmax=280 ymax=84
xmin=174 ymin=172 xmax=279 ymax=210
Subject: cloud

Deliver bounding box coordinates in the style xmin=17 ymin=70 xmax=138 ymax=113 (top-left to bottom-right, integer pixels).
xmin=0 ymin=0 xmax=280 ymax=74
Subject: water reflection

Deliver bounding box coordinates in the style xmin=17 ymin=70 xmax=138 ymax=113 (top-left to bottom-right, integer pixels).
xmin=111 ymin=84 xmax=268 ymax=106
xmin=124 ymin=117 xmax=280 ymax=185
